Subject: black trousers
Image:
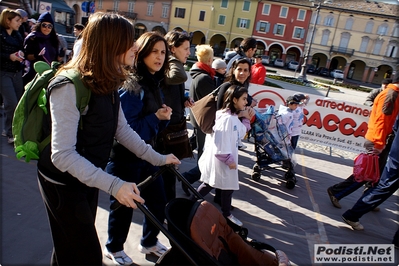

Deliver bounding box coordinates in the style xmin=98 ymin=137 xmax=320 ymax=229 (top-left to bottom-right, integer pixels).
xmin=38 ymin=171 xmax=102 ymax=266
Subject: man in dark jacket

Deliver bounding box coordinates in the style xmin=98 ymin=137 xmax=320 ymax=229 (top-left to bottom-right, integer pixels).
xmin=363 ymin=78 xmax=391 ymax=107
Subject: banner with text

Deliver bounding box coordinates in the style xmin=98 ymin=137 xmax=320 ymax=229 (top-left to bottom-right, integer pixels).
xmin=249 ymin=84 xmax=370 ymax=154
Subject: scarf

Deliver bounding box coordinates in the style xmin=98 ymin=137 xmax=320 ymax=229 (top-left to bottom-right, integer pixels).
xmin=24 ymin=31 xmax=57 ymax=65
xmin=196 ymin=62 xmax=215 ymax=80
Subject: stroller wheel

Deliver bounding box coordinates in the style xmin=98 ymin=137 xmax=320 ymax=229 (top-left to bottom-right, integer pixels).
xmin=253 ymin=164 xmax=260 ymax=172
xmin=284 ymin=171 xmax=296 ymax=189
xmin=251 ymin=171 xmax=261 ymax=181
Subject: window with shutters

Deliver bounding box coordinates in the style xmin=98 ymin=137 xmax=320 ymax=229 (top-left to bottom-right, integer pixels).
xmin=175 ymin=8 xmax=185 ymax=18
xmin=256 ymin=21 xmax=270 ymax=33
xmin=243 ymin=0 xmax=250 ymax=11
xmin=199 ymin=11 xmax=205 ymax=21
xmin=162 ymin=4 xmax=169 ymax=18
xmin=359 ymin=37 xmax=369 ymax=53
xmin=372 ymin=40 xmax=383 ymax=55
xmin=377 ymin=24 xmax=388 ymax=36
xmin=273 ymin=24 xmax=285 ymax=36
xmin=297 ymin=9 xmax=306 ymax=21
xmin=128 ymin=0 xmax=135 ymax=13
xmin=320 ymin=29 xmax=330 ymax=45
xmin=218 ymin=15 xmax=226 ymax=25
xmin=365 ymin=21 xmax=374 ymax=33
xmin=324 ymin=15 xmax=334 ymax=26
xmin=147 ymin=2 xmax=154 ymax=16
xmin=221 ymin=0 xmax=228 ymax=8
xmin=280 ymin=7 xmax=288 ymax=18
xmin=344 ymin=18 xmax=353 ymax=30
xmin=386 ymin=42 xmax=398 ymax=58
xmin=262 ymin=4 xmax=270 ymax=15
xmin=237 ymin=18 xmax=250 ymax=29
xmin=293 ymin=27 xmax=305 ymax=39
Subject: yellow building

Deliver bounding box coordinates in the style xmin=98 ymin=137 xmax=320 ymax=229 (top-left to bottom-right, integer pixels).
xmin=169 ymin=0 xmax=258 ymax=56
xmin=305 ymin=0 xmax=398 ymax=83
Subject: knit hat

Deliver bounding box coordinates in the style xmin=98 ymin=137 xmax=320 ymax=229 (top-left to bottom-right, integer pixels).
xmin=38 ymin=12 xmax=54 ymax=25
xmin=16 ymin=9 xmax=28 ymax=18
xmin=212 ymin=59 xmax=227 ymax=70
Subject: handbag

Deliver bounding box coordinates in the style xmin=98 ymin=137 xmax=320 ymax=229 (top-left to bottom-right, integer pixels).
xmin=353 ymin=153 xmax=380 ymax=184
xmin=189 ymin=133 xmax=197 ymax=151
xmin=158 ymin=119 xmax=193 ymax=160
xmin=190 ymin=87 xmax=220 ymax=134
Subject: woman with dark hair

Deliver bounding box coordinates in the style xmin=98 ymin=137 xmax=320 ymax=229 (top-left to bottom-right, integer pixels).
xmin=197 ymin=85 xmax=251 ymax=227
xmin=37 ymin=13 xmax=180 ymax=265
xmin=23 ymin=12 xmax=64 ymax=85
xmin=161 ymin=30 xmax=194 ymax=201
xmin=104 ymin=32 xmax=172 ymax=264
xmin=0 ymin=9 xmax=24 ymax=144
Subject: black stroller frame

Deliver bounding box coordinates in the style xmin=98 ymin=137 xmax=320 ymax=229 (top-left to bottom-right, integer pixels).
xmin=249 ymin=109 xmax=297 ymax=189
xmin=110 ymin=165 xmax=283 ymax=265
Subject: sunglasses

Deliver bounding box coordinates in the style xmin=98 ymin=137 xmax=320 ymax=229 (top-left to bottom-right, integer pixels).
xmin=41 ymin=23 xmax=53 ymax=29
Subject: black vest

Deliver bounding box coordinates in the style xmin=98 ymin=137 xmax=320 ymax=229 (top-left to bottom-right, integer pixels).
xmin=38 ymin=81 xmax=119 ymax=186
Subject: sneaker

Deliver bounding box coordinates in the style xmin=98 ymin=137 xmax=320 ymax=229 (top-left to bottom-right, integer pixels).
xmin=7 ymin=137 xmax=14 ymax=144
xmin=327 ymin=188 xmax=341 ymax=209
xmin=138 ymin=240 xmax=168 ymax=257
xmin=103 ymin=248 xmax=133 ymax=265
xmin=238 ymin=144 xmax=247 ymax=150
xmin=341 ymin=216 xmax=364 ymax=230
xmin=372 ymin=206 xmax=380 ymax=212
xmin=226 ymin=214 xmax=243 ymax=227
xmin=2 ymin=130 xmax=6 ymax=137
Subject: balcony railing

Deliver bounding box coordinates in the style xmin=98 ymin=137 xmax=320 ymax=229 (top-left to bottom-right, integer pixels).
xmin=329 ymin=46 xmax=355 ymax=56
xmin=106 ymin=10 xmax=137 ymax=20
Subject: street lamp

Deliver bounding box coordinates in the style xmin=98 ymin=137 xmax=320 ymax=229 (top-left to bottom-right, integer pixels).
xmin=298 ymin=0 xmax=333 ymax=82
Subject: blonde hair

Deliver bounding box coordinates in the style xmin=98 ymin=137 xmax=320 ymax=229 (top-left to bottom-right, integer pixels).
xmin=195 ymin=44 xmax=213 ymax=63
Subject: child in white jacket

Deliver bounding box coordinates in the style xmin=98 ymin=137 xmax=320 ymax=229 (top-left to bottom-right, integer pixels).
xmin=197 ymin=85 xmax=252 ymax=227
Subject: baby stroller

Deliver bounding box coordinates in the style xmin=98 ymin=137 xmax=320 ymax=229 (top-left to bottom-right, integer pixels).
xmin=111 ymin=165 xmax=290 ymax=265
xmin=250 ymin=106 xmax=297 ymax=189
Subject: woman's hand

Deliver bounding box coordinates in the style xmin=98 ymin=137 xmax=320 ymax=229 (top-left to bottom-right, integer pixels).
xmin=155 ymin=104 xmax=173 ymax=120
xmin=10 ymin=51 xmax=24 ymax=63
xmin=165 ymin=154 xmax=181 ymax=165
xmin=184 ymin=98 xmax=195 ymax=108
xmin=115 ymin=182 xmax=145 ymax=208
xmin=229 ymin=162 xmax=237 ymax=170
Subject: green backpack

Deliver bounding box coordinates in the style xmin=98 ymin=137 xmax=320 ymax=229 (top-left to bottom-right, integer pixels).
xmin=12 ymin=61 xmax=91 ymax=162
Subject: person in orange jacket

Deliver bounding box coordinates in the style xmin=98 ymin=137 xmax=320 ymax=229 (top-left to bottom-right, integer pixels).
xmin=327 ymin=76 xmax=399 ymax=210
xmin=250 ymin=54 xmax=266 ymax=85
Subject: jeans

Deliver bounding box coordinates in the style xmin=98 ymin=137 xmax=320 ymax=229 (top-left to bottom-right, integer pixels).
xmin=106 ymin=160 xmax=166 ymax=251
xmin=0 ymin=70 xmax=23 ymax=137
xmin=342 ymin=130 xmax=398 ymax=222
xmin=329 ymin=138 xmax=393 ymax=200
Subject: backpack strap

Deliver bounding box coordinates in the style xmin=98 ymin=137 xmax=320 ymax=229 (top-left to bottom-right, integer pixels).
xmin=38 ymin=70 xmax=91 ymax=152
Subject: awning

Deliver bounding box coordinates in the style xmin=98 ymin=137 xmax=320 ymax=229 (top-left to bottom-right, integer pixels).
xmin=48 ymin=0 xmax=75 ymax=14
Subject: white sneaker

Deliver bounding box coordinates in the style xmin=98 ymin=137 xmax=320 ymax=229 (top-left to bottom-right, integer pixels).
xmin=138 ymin=240 xmax=168 ymax=257
xmin=7 ymin=137 xmax=14 ymax=144
xmin=227 ymin=214 xmax=243 ymax=227
xmin=2 ymin=130 xmax=7 ymax=137
xmin=103 ymin=248 xmax=133 ymax=265
xmin=238 ymin=144 xmax=247 ymax=150
xmin=342 ymin=216 xmax=364 ymax=230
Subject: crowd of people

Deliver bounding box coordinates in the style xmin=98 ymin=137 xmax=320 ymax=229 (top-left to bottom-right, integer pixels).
xmin=2 ymin=8 xmax=398 ymax=266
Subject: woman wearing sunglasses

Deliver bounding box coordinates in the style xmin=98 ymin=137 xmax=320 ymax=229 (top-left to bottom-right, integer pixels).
xmin=23 ymin=12 xmax=64 ymax=85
